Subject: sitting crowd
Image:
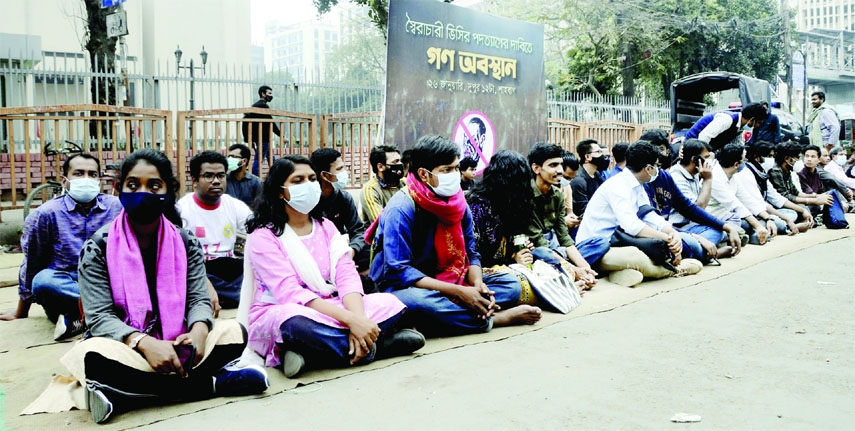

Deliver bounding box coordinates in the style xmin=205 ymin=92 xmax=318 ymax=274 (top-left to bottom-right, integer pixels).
xmin=5 ymin=126 xmax=854 ymax=423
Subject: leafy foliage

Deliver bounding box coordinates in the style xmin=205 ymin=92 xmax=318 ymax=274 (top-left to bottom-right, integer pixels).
xmin=314 ymin=0 xmax=454 ymax=36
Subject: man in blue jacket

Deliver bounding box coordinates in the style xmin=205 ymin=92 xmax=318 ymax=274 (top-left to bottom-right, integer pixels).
xmin=685 ymin=103 xmax=768 ymax=152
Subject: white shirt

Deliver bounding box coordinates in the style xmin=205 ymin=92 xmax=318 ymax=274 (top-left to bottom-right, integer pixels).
xmin=707 ymin=163 xmax=752 ymax=221
xmin=176 ymin=193 xmax=251 ymax=260
xmin=668 ymin=163 xmax=702 ymax=226
xmin=576 ymin=169 xmax=669 ymax=244
xmin=699 ymin=112 xmax=742 ymax=144
xmin=823 ymin=160 xmax=855 ymax=190
xmin=733 ymin=168 xmax=769 ymax=216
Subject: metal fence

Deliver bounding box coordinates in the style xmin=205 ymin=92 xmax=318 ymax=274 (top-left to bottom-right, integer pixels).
xmin=2 ymin=50 xmax=670 ymax=122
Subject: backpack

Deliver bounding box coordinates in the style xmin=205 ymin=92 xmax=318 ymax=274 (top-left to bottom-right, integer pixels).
xmin=823 ymin=190 xmax=849 ymax=230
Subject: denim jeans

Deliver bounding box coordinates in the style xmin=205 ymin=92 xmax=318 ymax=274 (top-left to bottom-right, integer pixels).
xmin=678 ymin=232 xmax=704 ymax=261
xmin=575 ymin=236 xmax=611 ymax=266
xmin=32 ymin=269 xmax=80 ymax=323
xmin=680 ymin=224 xmax=727 ymax=246
xmin=390 ymin=272 xmax=521 ymax=336
xmin=251 ymin=141 xmax=272 ymax=176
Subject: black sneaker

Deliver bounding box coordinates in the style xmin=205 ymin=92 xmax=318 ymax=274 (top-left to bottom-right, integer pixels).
xmin=213 ymin=363 xmax=269 ymax=396
xmin=54 ymin=314 xmax=85 ymax=341
xmin=377 ymin=329 xmax=426 ymax=360
xmin=86 ymin=383 xmax=114 ymax=424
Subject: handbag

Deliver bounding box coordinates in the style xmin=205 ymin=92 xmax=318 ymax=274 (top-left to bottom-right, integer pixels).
xmin=484 ymin=265 xmax=539 ymax=306
xmin=823 ymin=190 xmax=849 ymax=229
xmin=608 ymin=205 xmax=678 ymax=272
xmin=510 ymin=260 xmax=582 ymax=314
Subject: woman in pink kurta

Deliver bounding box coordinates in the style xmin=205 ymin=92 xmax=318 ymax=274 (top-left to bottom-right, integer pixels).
xmin=245 ymin=155 xmax=424 ymax=377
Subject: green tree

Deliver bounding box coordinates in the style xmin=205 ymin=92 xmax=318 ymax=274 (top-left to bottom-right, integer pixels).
xmin=313 ymin=0 xmax=454 ymax=36
xmin=82 ymin=0 xmax=118 ymax=137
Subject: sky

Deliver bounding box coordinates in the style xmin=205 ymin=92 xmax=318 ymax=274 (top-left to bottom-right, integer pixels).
xmin=249 ymin=0 xmax=329 ymax=44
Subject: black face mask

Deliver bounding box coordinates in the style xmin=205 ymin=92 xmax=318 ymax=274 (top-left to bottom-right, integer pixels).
xmin=592 ymin=155 xmax=610 ymax=171
xmin=383 ymin=163 xmax=405 ymax=185
xmin=265 ymin=95 xmax=273 ymax=102
xmin=658 ymin=153 xmax=673 ymax=170
xmin=120 ymin=192 xmax=169 ymax=225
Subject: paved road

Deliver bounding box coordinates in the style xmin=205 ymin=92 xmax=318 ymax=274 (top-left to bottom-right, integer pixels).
xmin=140 ymin=237 xmax=855 ymax=430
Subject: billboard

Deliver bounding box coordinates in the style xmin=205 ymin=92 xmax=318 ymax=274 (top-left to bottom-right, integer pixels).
xmin=384 ymin=0 xmax=546 ymax=172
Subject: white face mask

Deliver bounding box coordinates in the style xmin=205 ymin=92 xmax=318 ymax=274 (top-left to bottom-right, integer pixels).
xmin=333 ymin=171 xmax=349 ymax=188
xmin=429 ymin=171 xmax=462 ymax=197
xmin=66 ymin=177 xmax=100 ymax=203
xmin=227 ymin=157 xmax=241 ymax=173
xmin=760 ymin=157 xmax=776 ymax=172
xmin=283 ymin=181 xmax=321 ymax=214
xmin=835 ymin=155 xmax=848 ymax=166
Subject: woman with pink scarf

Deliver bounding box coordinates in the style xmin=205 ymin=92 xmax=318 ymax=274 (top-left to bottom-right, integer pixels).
xmin=243 ymin=155 xmax=424 ymax=378
xmin=72 ymin=149 xmax=268 ymax=424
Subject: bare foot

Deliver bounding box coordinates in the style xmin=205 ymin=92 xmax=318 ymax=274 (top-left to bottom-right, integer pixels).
xmin=795 ymin=222 xmax=811 ymax=233
xmin=493 ymin=305 xmax=542 ymax=327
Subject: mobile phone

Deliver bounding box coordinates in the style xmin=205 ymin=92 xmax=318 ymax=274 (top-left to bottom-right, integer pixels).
xmin=175 ymin=344 xmax=197 ymax=371
xmin=694 ymin=156 xmax=703 ymax=166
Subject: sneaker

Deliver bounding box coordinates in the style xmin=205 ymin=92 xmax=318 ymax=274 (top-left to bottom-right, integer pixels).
xmin=608 ymin=269 xmax=644 ymax=287
xmin=281 ymin=350 xmax=306 ymax=379
xmin=86 ymin=384 xmax=114 ymax=424
xmin=54 ymin=314 xmax=85 ymax=341
xmin=213 ymin=364 xmax=269 ymax=396
xmin=674 ymin=259 xmax=703 ymax=277
xmin=376 ymin=329 xmax=426 ymax=360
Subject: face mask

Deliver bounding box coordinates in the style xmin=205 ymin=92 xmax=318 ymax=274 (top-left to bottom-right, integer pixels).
xmin=793 ymin=159 xmax=804 ymax=172
xmin=66 ymin=177 xmax=100 ymax=203
xmin=738 ymin=162 xmax=746 ymax=172
xmin=227 ymin=157 xmax=241 ymax=173
xmin=333 ymin=171 xmax=350 ymax=188
xmin=120 ymin=192 xmax=169 ymax=225
xmin=283 ymin=181 xmax=321 ymax=214
xmin=559 ymin=177 xmax=571 ymax=188
xmin=265 ymin=95 xmax=273 ymax=102
xmin=658 ymin=153 xmax=672 ymax=170
xmin=383 ymin=163 xmax=405 ymax=185
xmin=760 ymin=157 xmax=775 ymax=172
xmin=428 ymin=171 xmax=461 ymax=197
xmin=648 ymin=166 xmax=659 ymax=183
xmin=836 ymin=155 xmax=847 ymax=166
xmin=591 ymin=155 xmax=610 ymax=171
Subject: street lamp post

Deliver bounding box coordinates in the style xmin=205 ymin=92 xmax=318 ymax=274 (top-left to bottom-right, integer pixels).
xmin=174 ymin=45 xmax=208 ymax=138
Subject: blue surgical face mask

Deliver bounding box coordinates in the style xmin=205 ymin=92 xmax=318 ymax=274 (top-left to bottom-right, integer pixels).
xmin=429 ymin=170 xmax=461 ymax=197
xmin=120 ymin=192 xmax=169 ymax=224
xmin=334 ymin=171 xmax=349 ymax=188
xmin=66 ymin=177 xmax=100 ymax=203
xmin=283 ymin=181 xmax=321 ymax=214
xmin=647 ymin=166 xmax=659 ymax=183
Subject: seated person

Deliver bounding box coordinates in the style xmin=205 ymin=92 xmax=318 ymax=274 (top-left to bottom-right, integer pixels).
xmin=638 ymin=134 xmax=741 ymax=262
xmin=798 ymin=145 xmax=851 ymax=217
xmin=768 ymin=141 xmax=831 ymax=222
xmin=309 ymin=148 xmax=375 ymax=291
xmin=526 ymin=143 xmax=597 ymax=288
xmin=177 ymin=151 xmax=251 ymax=309
xmin=459 ymin=156 xmax=477 ymax=191
xmin=244 ymin=155 xmax=424 ymax=378
xmin=369 ymin=135 xmax=541 ymax=335
xmin=685 ymin=102 xmax=769 ymax=152
xmin=1 ymin=153 xmax=122 ymax=341
xmin=574 ymin=142 xmax=703 ymax=287
xmin=560 ymin=151 xmax=580 ymax=230
xmin=603 ymin=142 xmax=628 ymax=180
xmin=737 ymin=141 xmax=811 ymax=233
xmin=75 ymin=149 xmax=268 ymax=424
xmin=815 ymin=146 xmax=854 ymax=202
xmin=361 ymin=145 xmax=405 ymax=224
xmin=705 ymin=144 xmax=775 ymax=244
xmin=825 ymin=147 xmax=855 ymax=193
xmin=225 ymin=143 xmax=263 ymax=208
xmin=570 ymin=139 xmax=607 ymax=216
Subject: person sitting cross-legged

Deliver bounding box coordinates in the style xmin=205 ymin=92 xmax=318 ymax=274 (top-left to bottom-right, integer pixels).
xmin=177 ymin=151 xmax=251 ymax=309
xmin=768 ymin=141 xmax=830 ymax=225
xmin=798 ymin=144 xmax=851 ymax=219
xmin=574 ymin=141 xmax=703 ymax=287
xmin=1 ymin=153 xmax=122 ymax=341
xmin=243 ymin=155 xmax=424 ymax=378
xmin=369 ymin=135 xmax=541 ymax=336
xmin=73 ymin=149 xmax=268 ymax=424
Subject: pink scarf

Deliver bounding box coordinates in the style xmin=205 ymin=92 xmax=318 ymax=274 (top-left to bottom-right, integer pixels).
xmin=107 ymin=211 xmax=188 ymax=340
xmin=407 ymin=172 xmax=469 ymax=285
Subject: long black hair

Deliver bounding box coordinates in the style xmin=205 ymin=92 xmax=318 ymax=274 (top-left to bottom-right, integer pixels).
xmin=246 ymin=154 xmax=322 ymax=235
xmin=468 ymin=150 xmax=534 ymax=235
xmin=118 ymin=148 xmax=181 ymax=226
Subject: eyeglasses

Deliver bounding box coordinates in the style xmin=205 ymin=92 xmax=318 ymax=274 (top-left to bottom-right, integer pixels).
xmin=200 ymin=173 xmax=227 ymax=182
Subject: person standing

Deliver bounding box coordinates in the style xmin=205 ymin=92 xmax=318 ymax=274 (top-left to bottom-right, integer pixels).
xmin=226 ymin=143 xmax=263 ymax=207
xmin=242 ymin=85 xmax=280 ymax=176
xmin=361 ymin=145 xmax=405 ymax=224
xmin=1 ymin=154 xmax=122 ymax=341
xmin=807 ymin=91 xmax=840 ymax=150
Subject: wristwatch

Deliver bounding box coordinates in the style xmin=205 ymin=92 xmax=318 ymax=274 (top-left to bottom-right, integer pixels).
xmin=128 ymin=333 xmax=147 ymax=351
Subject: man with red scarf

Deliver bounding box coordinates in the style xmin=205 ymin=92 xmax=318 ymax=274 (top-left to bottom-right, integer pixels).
xmin=369 ymin=135 xmax=541 ymax=335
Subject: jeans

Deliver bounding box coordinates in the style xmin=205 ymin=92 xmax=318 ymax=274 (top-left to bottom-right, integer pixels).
xmin=543 ymin=231 xmax=567 ymax=259
xmin=251 ymin=141 xmax=272 ymax=176
xmin=679 ymin=232 xmax=704 ymax=261
xmin=278 ymin=312 xmax=403 ymax=369
xmin=32 ymin=269 xmax=80 ymax=323
xmin=777 ymin=208 xmax=798 ymax=222
xmin=390 ymin=272 xmax=521 ymax=336
xmin=531 ymin=246 xmax=561 ymax=266
xmin=205 ymin=257 xmax=244 ymax=309
xmin=680 ymin=224 xmax=727 ymax=246
xmin=741 ymin=217 xmax=789 ymax=244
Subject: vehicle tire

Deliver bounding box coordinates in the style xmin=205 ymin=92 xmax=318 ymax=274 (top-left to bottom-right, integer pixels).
xmin=23 ymin=182 xmax=62 ymax=220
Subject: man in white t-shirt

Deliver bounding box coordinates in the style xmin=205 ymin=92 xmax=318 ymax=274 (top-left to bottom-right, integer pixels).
xmin=177 ymin=151 xmax=252 ymax=308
